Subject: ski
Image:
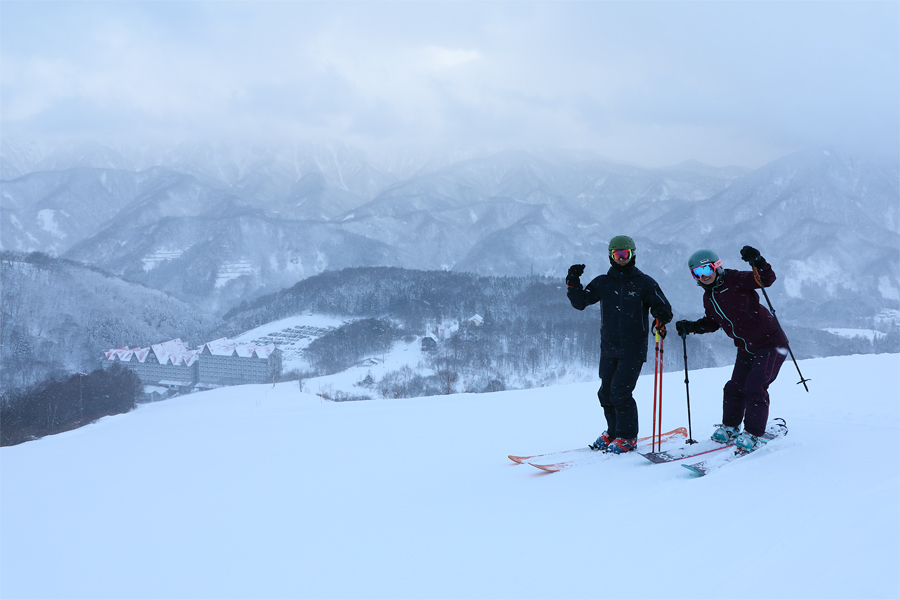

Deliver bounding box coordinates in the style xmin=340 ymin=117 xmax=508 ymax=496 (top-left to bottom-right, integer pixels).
xmin=641 ymin=418 xmax=790 ymax=464
xmin=639 ymin=440 xmax=732 ymax=464
xmin=509 ymin=427 xmax=686 ymax=465
xmin=508 ymin=448 xmax=588 ymax=465
xmin=527 ymin=428 xmax=688 ymax=473
xmin=682 ymin=418 xmax=788 ymax=477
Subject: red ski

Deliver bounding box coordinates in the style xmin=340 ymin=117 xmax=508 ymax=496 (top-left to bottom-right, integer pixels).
xmin=525 ymin=428 xmax=688 ymax=473
xmin=509 ymin=427 xmax=686 ymax=464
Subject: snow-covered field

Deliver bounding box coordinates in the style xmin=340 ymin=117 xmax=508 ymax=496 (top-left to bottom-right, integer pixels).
xmin=230 ymin=314 xmax=350 ymax=372
xmin=824 ymin=328 xmax=889 ymax=342
xmin=2 ymin=353 xmax=898 ymax=599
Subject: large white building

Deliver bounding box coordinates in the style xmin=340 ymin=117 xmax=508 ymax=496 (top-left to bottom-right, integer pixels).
xmin=198 ymin=338 xmax=282 ymax=387
xmin=102 ymin=338 xmax=282 ymax=392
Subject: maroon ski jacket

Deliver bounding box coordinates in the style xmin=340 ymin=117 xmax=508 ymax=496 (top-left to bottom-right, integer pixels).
xmin=694 ymin=263 xmax=787 ymax=354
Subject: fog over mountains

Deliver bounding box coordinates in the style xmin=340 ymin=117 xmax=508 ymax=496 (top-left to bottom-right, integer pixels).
xmin=2 ymin=140 xmax=897 ymax=325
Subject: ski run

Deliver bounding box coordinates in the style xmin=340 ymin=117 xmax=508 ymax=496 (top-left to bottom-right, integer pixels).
xmin=1 ymin=353 xmax=898 ymax=599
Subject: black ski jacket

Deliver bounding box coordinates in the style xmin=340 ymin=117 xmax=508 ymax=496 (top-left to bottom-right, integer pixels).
xmin=567 ymin=264 xmax=672 ymax=361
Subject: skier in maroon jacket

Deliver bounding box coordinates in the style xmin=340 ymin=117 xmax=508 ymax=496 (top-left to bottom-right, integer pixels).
xmin=675 ymin=246 xmax=788 ymax=453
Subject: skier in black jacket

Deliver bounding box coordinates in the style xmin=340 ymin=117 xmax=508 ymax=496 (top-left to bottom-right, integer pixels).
xmin=566 ymin=235 xmax=673 ymax=453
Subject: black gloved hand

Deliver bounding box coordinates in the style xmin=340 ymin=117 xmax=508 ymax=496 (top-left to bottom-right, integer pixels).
xmin=655 ymin=308 xmax=673 ymax=325
xmin=740 ymin=245 xmax=766 ymax=268
xmin=675 ymin=320 xmax=694 ymax=337
xmin=566 ymin=264 xmax=586 ymax=288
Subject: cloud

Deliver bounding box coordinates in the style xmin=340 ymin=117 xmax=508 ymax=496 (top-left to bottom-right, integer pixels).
xmin=1 ymin=1 xmax=897 ymax=168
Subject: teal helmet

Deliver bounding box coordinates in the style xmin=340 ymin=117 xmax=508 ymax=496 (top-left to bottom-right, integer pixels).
xmin=688 ymin=249 xmax=723 ymax=280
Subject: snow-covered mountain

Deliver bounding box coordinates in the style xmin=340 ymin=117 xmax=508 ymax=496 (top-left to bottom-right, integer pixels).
xmin=0 ymin=141 xmax=394 ymax=256
xmin=1 ymin=168 xmax=148 ymax=256
xmin=2 ymin=352 xmax=897 ymax=598
xmin=1 ymin=141 xmax=897 ymax=328
xmin=65 ymin=210 xmax=410 ymax=312
xmin=0 ymin=251 xmax=221 ymax=390
xmin=647 ymin=147 xmax=900 ymax=323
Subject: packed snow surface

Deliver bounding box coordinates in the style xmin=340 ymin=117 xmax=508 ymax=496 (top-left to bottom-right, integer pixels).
xmin=2 ymin=353 xmax=898 ymax=599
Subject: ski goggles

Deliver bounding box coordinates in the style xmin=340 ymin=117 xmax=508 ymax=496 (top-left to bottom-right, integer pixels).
xmin=690 ymin=261 xmax=721 ymax=280
xmin=610 ymin=248 xmax=633 ymax=261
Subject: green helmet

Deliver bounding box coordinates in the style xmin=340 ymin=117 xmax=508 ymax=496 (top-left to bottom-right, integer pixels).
xmin=608 ymin=235 xmax=636 ymax=252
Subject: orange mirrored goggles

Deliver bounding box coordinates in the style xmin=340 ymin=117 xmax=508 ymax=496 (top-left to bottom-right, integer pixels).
xmin=610 ymin=249 xmax=633 ymax=261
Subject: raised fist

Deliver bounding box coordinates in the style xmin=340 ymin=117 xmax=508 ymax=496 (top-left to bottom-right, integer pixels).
xmin=740 ymin=246 xmax=766 ymax=268
xmin=568 ymin=264 xmax=586 ymax=278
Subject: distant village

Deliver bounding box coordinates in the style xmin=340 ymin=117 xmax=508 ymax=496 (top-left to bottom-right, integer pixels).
xmin=102 ymin=338 xmax=282 ymax=402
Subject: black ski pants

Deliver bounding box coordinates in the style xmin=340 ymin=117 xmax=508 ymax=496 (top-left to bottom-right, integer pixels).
xmin=597 ymin=356 xmax=644 ymax=440
xmin=722 ymin=346 xmax=786 ymax=437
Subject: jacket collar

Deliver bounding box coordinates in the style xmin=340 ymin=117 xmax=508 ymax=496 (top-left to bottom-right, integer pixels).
xmin=608 ymin=262 xmax=638 ymax=278
xmin=699 ymin=269 xmax=728 ymax=291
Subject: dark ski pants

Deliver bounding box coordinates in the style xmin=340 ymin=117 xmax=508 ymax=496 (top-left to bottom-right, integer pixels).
xmin=597 ymin=357 xmax=644 ymax=439
xmin=722 ymin=346 xmax=786 ymax=437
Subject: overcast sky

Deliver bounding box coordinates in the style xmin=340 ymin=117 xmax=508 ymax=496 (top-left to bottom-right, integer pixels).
xmin=1 ymin=1 xmax=897 ymax=168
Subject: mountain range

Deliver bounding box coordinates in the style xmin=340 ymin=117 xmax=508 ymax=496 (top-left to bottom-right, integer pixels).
xmin=1 ymin=140 xmax=897 ymax=326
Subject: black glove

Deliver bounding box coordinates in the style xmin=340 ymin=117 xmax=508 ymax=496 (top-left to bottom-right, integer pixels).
xmin=740 ymin=245 xmax=766 ymax=268
xmin=566 ymin=264 xmax=586 ymax=288
xmin=675 ymin=320 xmax=695 ymax=337
xmin=655 ymin=308 xmax=673 ymax=325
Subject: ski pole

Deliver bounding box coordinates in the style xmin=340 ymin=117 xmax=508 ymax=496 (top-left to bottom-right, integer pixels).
xmin=652 ymin=327 xmax=660 ymax=452
xmin=753 ymin=267 xmax=811 ymax=392
xmin=680 ymin=332 xmax=698 ymax=444
xmin=657 ymin=326 xmax=663 ymax=450
xmin=651 ymin=319 xmax=665 ymax=451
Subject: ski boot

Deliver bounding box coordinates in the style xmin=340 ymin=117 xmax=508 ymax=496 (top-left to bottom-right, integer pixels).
xmin=589 ymin=431 xmax=611 ymax=451
xmin=607 ymin=437 xmax=637 ymax=454
xmin=711 ymin=425 xmax=740 ymax=444
xmin=734 ymin=431 xmax=762 ymax=454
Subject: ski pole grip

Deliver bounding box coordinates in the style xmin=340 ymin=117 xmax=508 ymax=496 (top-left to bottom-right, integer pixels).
xmin=752 ymin=266 xmax=763 ymax=288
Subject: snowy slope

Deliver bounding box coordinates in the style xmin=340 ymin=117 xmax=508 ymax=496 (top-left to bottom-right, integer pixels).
xmin=1 ymin=353 xmax=898 ymax=599
xmin=229 ymin=313 xmax=350 ymax=372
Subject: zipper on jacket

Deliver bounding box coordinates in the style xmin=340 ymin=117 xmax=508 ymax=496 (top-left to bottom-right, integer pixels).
xmin=710 ymin=287 xmax=753 ymax=354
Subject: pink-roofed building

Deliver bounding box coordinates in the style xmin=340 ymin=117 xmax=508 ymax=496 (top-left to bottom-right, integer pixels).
xmin=101 ymin=338 xmax=199 ymax=393
xmin=101 ymin=337 xmax=282 ymax=392
xmin=198 ymin=338 xmax=282 ymax=386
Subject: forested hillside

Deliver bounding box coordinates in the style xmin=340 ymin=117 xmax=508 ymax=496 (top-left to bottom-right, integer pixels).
xmin=219 ymin=267 xmax=897 ymax=397
xmin=0 ymin=252 xmax=220 ymax=392
xmin=3 ymin=254 xmax=894 ymax=403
